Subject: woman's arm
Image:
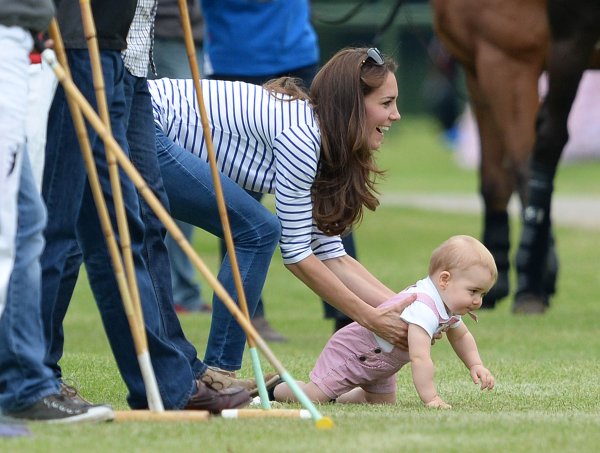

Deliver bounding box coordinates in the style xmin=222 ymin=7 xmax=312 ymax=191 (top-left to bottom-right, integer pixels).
xmin=321 ymin=254 xmax=396 ymax=307
xmin=286 ymin=254 xmax=414 ymax=347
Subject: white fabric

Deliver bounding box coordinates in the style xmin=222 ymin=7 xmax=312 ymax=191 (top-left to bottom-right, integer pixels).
xmin=26 ymin=61 xmax=57 ymax=192
xmin=0 ymin=25 xmax=32 ymax=316
xmin=374 ymin=277 xmax=463 ymax=352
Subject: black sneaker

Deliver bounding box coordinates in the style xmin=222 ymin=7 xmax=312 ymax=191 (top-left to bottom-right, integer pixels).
xmin=5 ymin=394 xmax=114 ymax=424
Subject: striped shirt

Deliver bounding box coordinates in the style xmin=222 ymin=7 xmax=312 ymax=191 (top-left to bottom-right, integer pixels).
xmin=148 ymin=78 xmax=346 ymax=264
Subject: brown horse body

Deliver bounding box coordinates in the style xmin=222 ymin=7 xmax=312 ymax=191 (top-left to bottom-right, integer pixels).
xmin=431 ymin=0 xmax=600 ymax=312
xmin=431 ymin=0 xmax=550 ymax=310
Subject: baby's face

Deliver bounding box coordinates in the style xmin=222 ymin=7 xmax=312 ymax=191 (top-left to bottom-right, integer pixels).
xmin=440 ymin=265 xmax=495 ymax=315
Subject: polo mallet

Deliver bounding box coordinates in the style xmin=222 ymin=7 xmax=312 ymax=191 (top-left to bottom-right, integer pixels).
xmin=79 ymin=0 xmax=145 ymax=348
xmin=177 ymin=0 xmax=271 ymax=410
xmin=42 ymin=47 xmax=333 ymax=429
xmin=48 ymin=19 xmax=164 ymax=413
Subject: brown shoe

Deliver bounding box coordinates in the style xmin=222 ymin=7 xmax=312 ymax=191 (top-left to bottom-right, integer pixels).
xmin=200 ymin=366 xmax=280 ymax=398
xmin=59 ymin=382 xmax=92 ymax=406
xmin=185 ymin=380 xmax=251 ymax=414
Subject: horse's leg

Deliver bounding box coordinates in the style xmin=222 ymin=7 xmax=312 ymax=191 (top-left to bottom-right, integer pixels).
xmin=468 ymin=44 xmax=543 ymax=308
xmin=464 ymin=71 xmax=513 ymax=308
xmin=514 ymin=0 xmax=600 ymax=313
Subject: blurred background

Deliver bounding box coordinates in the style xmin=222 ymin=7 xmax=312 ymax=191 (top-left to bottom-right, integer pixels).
xmin=312 ymin=0 xmax=466 ymax=149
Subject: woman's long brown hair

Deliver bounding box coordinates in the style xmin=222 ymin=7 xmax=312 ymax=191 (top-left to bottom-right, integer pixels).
xmin=310 ymin=47 xmax=397 ymax=236
xmin=263 ymin=48 xmax=397 ymax=236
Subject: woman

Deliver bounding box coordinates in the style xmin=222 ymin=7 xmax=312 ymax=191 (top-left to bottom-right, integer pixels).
xmin=148 ymin=47 xmax=413 ymax=373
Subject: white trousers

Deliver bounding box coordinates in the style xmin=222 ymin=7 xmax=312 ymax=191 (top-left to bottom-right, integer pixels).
xmin=0 ymin=25 xmax=32 ymax=316
xmin=26 ymin=61 xmax=57 ymax=191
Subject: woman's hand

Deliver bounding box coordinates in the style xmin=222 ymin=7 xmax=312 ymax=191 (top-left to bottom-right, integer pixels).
xmin=367 ymin=293 xmax=416 ymax=350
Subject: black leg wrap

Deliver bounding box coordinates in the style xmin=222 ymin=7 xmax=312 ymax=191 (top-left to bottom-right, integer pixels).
xmin=515 ymin=167 xmax=555 ymax=308
xmin=482 ymin=211 xmax=510 ymax=308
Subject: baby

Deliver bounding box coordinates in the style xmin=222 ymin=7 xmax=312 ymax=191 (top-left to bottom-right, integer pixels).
xmin=274 ymin=235 xmax=496 ymax=408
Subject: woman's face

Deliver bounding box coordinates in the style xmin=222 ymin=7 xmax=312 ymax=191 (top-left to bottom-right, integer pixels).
xmin=364 ymin=71 xmax=401 ymax=150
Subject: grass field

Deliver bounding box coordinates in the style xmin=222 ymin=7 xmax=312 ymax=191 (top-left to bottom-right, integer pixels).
xmin=3 ymin=117 xmax=600 ymax=452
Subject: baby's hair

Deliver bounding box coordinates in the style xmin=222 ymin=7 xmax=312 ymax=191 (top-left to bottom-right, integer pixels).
xmin=428 ymin=235 xmax=498 ymax=281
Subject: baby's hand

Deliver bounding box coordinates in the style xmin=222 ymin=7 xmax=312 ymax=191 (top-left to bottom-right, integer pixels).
xmin=470 ymin=364 xmax=495 ymax=390
xmin=425 ymin=396 xmax=452 ymax=409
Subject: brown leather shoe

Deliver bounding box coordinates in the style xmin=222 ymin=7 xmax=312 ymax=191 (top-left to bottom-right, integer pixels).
xmin=200 ymin=366 xmax=280 ymax=398
xmin=185 ymin=380 xmax=251 ymax=414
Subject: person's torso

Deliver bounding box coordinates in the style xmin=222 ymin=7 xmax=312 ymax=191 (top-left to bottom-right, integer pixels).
xmin=149 ymin=77 xmax=318 ymax=193
xmin=201 ymin=0 xmax=318 ymax=76
xmin=55 ymin=0 xmax=137 ymax=50
xmin=0 ymin=0 xmax=54 ymax=32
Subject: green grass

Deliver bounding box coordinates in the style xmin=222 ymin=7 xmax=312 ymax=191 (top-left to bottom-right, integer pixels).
xmin=4 ymin=117 xmax=600 ymax=452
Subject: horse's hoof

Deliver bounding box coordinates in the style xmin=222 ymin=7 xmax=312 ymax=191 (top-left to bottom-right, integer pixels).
xmin=512 ymin=294 xmax=548 ymax=315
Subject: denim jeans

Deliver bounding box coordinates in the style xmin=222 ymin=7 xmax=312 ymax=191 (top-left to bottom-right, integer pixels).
xmin=165 ymin=220 xmax=207 ymax=311
xmin=41 ymin=50 xmax=195 ymax=409
xmin=0 ymin=152 xmax=59 ymax=412
xmin=123 ymin=71 xmax=204 ymax=377
xmin=155 ymin=128 xmax=281 ymax=371
xmin=150 ymin=38 xmax=207 ymax=312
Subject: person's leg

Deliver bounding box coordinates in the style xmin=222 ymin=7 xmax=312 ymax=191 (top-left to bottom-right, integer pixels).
xmin=0 ymin=107 xmax=58 ymax=413
xmin=335 ymin=388 xmax=395 ymax=404
xmin=273 ymin=381 xmax=331 ymax=403
xmin=26 ymin=60 xmax=57 ymax=192
xmin=0 ymin=25 xmax=28 ymax=317
xmin=150 ymin=38 xmax=209 ymax=314
xmin=219 ymin=190 xmax=264 ymax=316
xmin=219 ymin=190 xmax=286 ymax=342
xmin=40 ymin=49 xmax=92 ymax=380
xmin=0 ymin=34 xmax=113 ymax=422
xmin=123 ymin=72 xmax=205 ymax=377
xmin=166 ymin=220 xmax=209 ymax=312
xmin=155 ymin=129 xmax=281 ymax=371
xmin=0 ymin=154 xmax=114 ymax=422
xmin=74 ymin=54 xmax=197 ymax=409
xmin=43 ymin=243 xmax=82 ymax=379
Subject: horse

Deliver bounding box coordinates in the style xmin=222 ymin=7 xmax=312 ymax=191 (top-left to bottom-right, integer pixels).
xmin=430 ymin=0 xmax=551 ymax=312
xmin=430 ymin=0 xmax=600 ymax=312
xmin=514 ymin=0 xmax=600 ymax=312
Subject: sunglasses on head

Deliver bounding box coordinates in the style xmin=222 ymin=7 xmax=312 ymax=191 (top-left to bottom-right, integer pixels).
xmin=361 ymin=47 xmax=384 ymax=66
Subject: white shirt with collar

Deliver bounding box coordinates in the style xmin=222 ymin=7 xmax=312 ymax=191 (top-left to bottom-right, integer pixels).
xmin=375 ymin=277 xmax=463 ymax=352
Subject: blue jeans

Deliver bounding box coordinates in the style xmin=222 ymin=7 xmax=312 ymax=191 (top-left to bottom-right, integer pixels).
xmin=41 ymin=50 xmax=195 ymax=409
xmin=151 ymin=38 xmax=207 ymax=312
xmin=123 ymin=71 xmax=204 ymax=377
xmin=165 ymin=220 xmax=207 ymax=311
xmin=155 ymin=128 xmax=281 ymax=370
xmin=0 ymin=152 xmax=59 ymax=412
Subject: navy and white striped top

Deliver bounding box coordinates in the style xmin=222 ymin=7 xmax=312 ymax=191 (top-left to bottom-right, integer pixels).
xmin=148 ymin=78 xmax=345 ymax=264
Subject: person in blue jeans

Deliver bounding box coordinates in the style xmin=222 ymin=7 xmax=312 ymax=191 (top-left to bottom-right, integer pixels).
xmin=148 ymin=47 xmax=413 ymax=373
xmin=201 ymin=0 xmax=355 ymax=340
xmin=40 ymin=0 xmax=252 ymax=411
xmin=150 ymin=0 xmax=210 ymax=314
xmin=0 ymin=0 xmax=113 ymax=425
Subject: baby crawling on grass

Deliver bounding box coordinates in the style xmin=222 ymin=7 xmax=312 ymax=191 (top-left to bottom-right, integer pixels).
xmin=274 ymin=235 xmax=496 ymax=408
